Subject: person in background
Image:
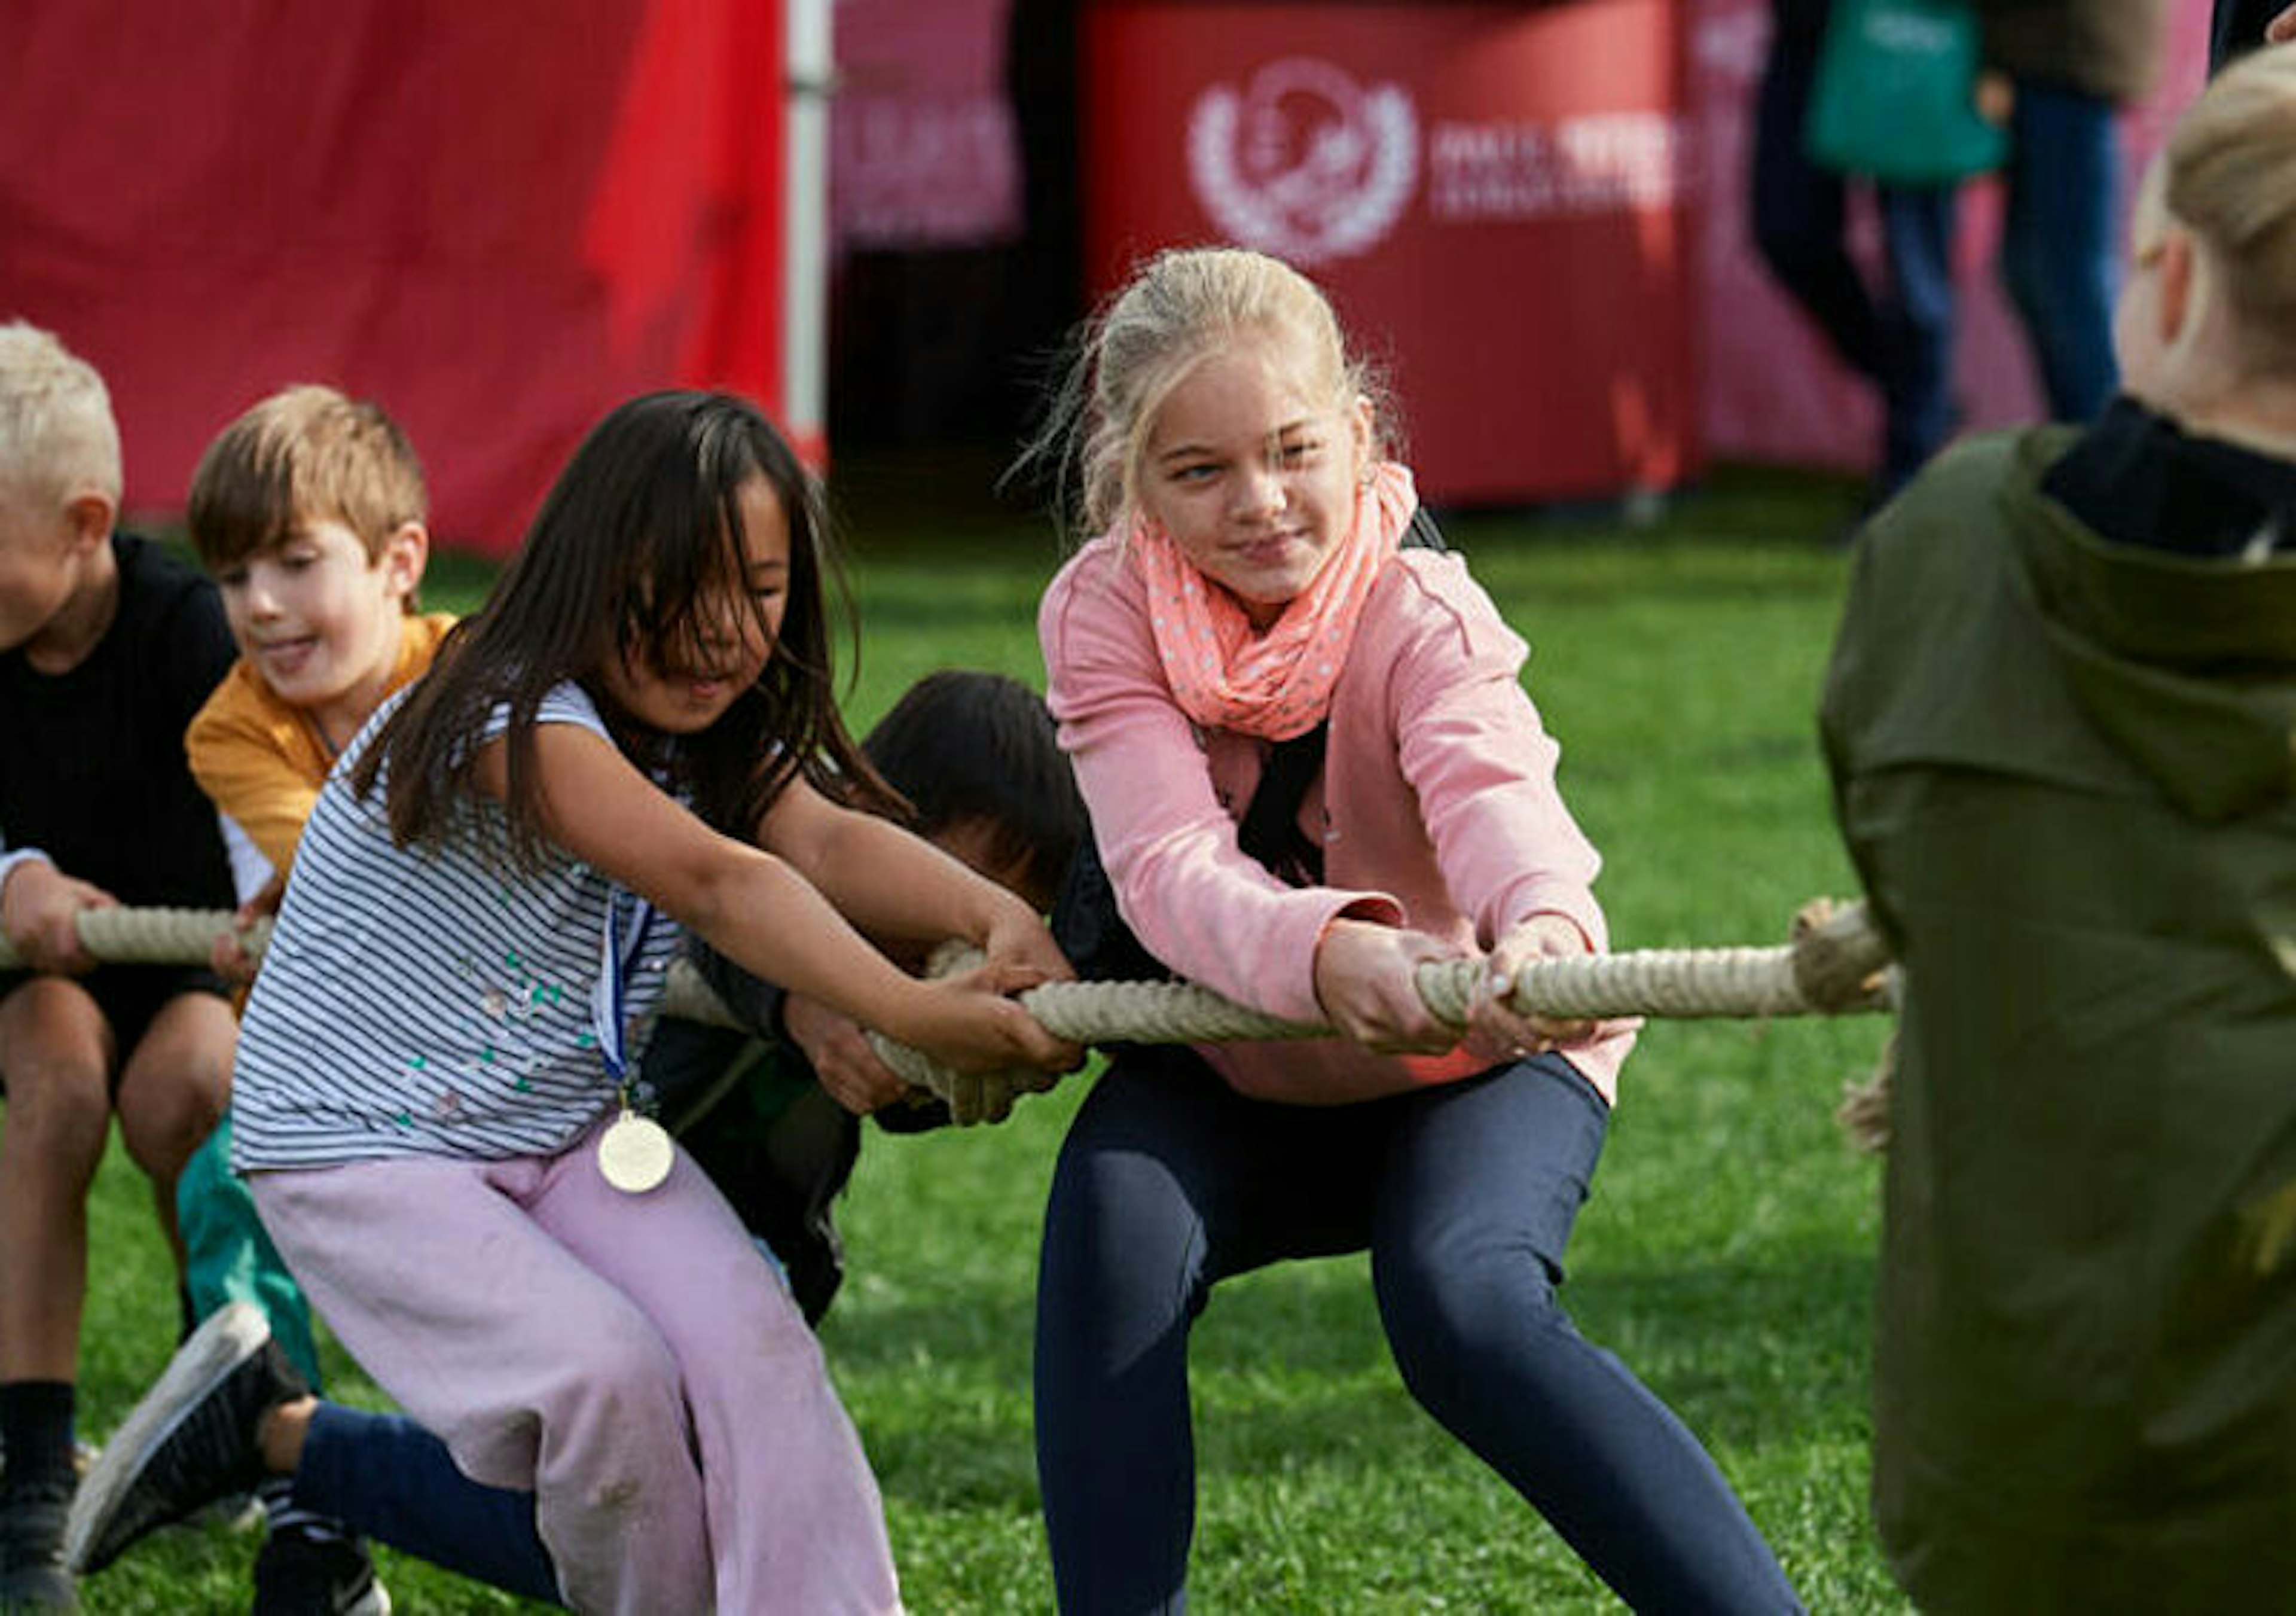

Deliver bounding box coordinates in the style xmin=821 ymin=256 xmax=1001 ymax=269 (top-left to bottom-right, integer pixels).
xmin=1750 ymin=0 xmax=1961 ymax=501
xmin=1967 ymin=0 xmax=2169 ymax=426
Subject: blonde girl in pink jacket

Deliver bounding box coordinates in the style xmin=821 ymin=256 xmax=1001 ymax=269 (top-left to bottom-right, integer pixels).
xmin=1028 ymin=247 xmax=1800 ymax=1614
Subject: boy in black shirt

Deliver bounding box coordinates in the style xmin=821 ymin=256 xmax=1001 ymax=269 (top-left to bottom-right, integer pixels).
xmin=0 ymin=321 xmax=240 ymax=1609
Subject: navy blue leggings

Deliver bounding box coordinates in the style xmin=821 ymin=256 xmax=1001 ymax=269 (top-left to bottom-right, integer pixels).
xmin=1034 ymin=1049 xmax=1802 ymax=1615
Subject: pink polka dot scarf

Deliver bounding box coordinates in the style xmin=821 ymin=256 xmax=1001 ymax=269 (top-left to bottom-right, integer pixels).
xmin=1131 ymin=461 xmax=1417 ymax=742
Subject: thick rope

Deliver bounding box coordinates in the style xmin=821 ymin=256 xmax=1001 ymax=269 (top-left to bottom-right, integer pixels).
xmin=2 ymin=900 xmax=1895 ymax=1126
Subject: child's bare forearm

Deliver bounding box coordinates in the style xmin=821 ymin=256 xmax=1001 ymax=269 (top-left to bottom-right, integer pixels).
xmin=784 ymin=801 xmax=1023 ymax=952
xmin=678 ymin=851 xmax=939 ymax=1048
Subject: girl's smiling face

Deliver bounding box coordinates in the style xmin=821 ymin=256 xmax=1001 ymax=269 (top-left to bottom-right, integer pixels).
xmin=1135 ymin=328 xmax=1371 ymax=628
xmin=601 ymin=474 xmax=788 ymax=734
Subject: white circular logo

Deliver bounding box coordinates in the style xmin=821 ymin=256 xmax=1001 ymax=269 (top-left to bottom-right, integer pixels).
xmin=1187 ymin=59 xmax=1419 ymax=264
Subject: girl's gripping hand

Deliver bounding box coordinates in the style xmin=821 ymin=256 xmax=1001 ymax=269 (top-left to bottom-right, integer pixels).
xmin=1312 ymin=917 xmax=1461 ymax=1056
xmin=783 ymin=992 xmax=914 ymax=1115
xmin=899 ymin=959 xmax=1083 ymax=1078
xmin=980 ymin=901 xmax=1078 ymax=987
xmin=1467 ymin=913 xmax=1600 ymax=1059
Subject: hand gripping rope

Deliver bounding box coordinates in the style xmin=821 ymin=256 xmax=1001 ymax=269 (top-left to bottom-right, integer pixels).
xmin=0 ymin=900 xmax=1897 ymax=1131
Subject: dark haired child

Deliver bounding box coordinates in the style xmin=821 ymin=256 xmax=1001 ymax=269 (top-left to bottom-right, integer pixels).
xmin=676 ymin=667 xmax=1086 ymax=1323
xmin=67 ymin=391 xmax=1077 ymax=1612
xmin=2212 ymin=0 xmax=2296 ymax=66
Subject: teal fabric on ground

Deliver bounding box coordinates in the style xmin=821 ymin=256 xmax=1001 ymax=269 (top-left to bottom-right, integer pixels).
xmin=177 ymin=1116 xmax=323 ymax=1388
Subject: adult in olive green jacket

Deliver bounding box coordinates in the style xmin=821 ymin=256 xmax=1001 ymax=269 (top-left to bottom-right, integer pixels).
xmin=1821 ymin=46 xmax=2296 ymax=1612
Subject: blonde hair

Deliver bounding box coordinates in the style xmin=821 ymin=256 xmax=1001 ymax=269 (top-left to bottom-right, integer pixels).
xmin=0 ymin=321 xmax=122 ymax=509
xmin=2164 ymin=44 xmax=2296 ymax=359
xmin=1018 ymin=247 xmax=1388 ymax=537
xmin=188 ymin=384 xmax=427 ymax=575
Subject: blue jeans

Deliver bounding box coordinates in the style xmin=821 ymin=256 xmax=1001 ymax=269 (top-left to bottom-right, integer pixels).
xmin=1999 ymin=80 xmax=2120 ymax=423
xmin=1034 ymin=1048 xmax=1802 ymax=1614
xmin=298 ymin=1404 xmax=561 ymax=1605
xmin=1750 ymin=2 xmax=1957 ymax=493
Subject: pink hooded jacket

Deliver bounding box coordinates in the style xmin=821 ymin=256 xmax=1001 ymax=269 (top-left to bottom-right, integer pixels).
xmin=1041 ymin=534 xmax=1634 ymax=1105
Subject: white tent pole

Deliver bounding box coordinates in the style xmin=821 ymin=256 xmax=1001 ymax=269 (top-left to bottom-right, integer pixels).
xmin=784 ymin=0 xmax=833 ymax=453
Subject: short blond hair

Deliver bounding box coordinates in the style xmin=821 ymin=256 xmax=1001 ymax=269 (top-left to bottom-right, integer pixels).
xmin=0 ymin=321 xmax=123 ymax=509
xmin=1020 ymin=247 xmax=1390 ymax=536
xmin=188 ymin=384 xmax=427 ymax=574
xmin=2164 ymin=44 xmax=2296 ymax=359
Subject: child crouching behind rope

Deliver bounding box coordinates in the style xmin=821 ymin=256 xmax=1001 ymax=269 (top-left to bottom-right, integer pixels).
xmin=78 ymin=391 xmax=1077 ymax=1613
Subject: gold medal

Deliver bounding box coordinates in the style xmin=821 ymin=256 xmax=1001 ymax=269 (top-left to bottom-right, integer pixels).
xmin=597 ymin=1108 xmax=674 ymax=1194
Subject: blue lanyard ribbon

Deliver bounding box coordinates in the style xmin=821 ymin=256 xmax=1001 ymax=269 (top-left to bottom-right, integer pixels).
xmin=590 ymin=886 xmax=660 ymax=1090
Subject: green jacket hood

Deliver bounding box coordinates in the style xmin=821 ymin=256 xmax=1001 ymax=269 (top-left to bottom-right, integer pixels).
xmin=2011 ymin=430 xmax=2296 ymax=822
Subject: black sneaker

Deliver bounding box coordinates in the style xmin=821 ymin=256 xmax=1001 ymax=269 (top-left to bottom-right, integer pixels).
xmin=251 ymin=1528 xmax=390 ymax=1616
xmin=65 ymin=1302 xmax=303 ymax=1576
xmin=0 ymin=1477 xmax=77 ymax=1611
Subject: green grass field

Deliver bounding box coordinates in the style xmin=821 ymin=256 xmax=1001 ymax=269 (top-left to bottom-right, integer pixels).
xmin=61 ymin=462 xmax=1909 ymax=1611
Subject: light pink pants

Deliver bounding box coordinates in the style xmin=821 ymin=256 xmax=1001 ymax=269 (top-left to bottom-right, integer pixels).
xmin=251 ymin=1119 xmax=901 ymax=1615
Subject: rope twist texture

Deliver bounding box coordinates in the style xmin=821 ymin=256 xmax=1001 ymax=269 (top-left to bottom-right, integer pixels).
xmin=4 ymin=901 xmax=1893 ymax=1128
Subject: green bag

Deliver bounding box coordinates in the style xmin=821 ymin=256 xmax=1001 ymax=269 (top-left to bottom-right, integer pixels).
xmin=1805 ymin=0 xmax=2008 ymax=184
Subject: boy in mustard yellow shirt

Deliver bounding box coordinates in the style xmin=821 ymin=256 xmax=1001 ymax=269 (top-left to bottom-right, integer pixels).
xmin=176 ymin=384 xmax=448 ymax=1615
xmin=184 ymin=386 xmax=452 ymax=865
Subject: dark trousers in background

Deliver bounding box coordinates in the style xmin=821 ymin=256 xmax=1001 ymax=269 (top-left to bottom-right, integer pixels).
xmin=1997 ymin=79 xmax=2120 ymax=426
xmin=1751 ymin=3 xmax=1959 ymax=498
xmin=1033 ymin=1048 xmax=1803 ymax=1615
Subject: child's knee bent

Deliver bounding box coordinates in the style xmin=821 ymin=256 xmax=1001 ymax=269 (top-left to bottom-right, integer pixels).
xmin=121 ymin=991 xmax=235 ymax=1100
xmin=553 ymin=1310 xmax=691 ymax=1445
xmin=114 ymin=1069 xmax=227 ymax=1182
xmin=1375 ymin=1236 xmax=1565 ymax=1381
xmin=112 ymin=997 xmax=234 ymax=1174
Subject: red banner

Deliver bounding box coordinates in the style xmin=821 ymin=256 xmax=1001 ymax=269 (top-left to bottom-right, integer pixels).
xmin=832 ymin=0 xmax=1021 ymax=251
xmin=1077 ymin=0 xmax=2212 ymax=496
xmin=1082 ymin=0 xmax=1700 ymax=504
xmin=0 ymin=0 xmax=788 ymax=555
xmin=4 ymin=0 xmax=2217 ymax=535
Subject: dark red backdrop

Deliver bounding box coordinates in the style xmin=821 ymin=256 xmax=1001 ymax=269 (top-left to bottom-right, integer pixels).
xmin=0 ymin=0 xmax=788 ymax=554
xmin=1083 ymin=0 xmax=1700 ymax=504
